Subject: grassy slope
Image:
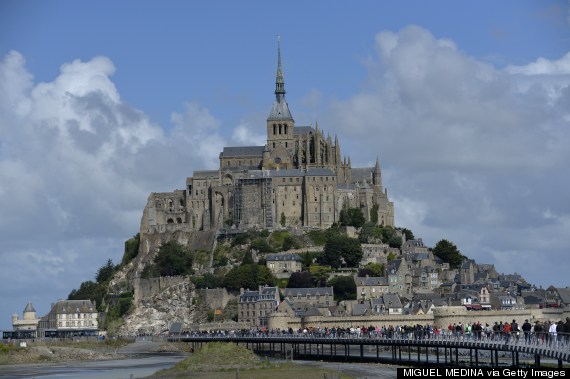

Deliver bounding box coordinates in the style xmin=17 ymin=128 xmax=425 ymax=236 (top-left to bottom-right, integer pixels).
xmin=149 ymin=341 xmax=355 ymax=379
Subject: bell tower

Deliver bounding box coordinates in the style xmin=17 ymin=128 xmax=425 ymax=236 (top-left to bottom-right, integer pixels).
xmin=267 ymin=36 xmax=295 ymax=159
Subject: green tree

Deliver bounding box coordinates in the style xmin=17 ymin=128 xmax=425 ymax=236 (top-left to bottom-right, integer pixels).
xmin=320 ymin=234 xmax=363 ymax=268
xmin=121 ymin=233 xmax=140 ymax=265
xmin=358 ymin=222 xmax=376 ymax=243
xmin=309 ymin=265 xmax=332 ymax=287
xmin=282 ymin=235 xmax=298 ymax=251
xmin=387 ymin=251 xmax=397 ymax=261
xmin=432 ymin=239 xmax=464 ymax=269
xmin=223 ymin=264 xmax=276 ymax=291
xmin=280 ymin=212 xmax=286 ymax=227
xmin=68 ymin=281 xmax=106 ymax=308
xmin=401 ymin=228 xmax=415 ymax=241
xmin=286 ymin=271 xmax=313 ymax=288
xmin=250 ymin=238 xmax=273 ymax=253
xmin=339 ymin=208 xmax=366 ymax=228
xmin=153 ymin=241 xmax=193 ymax=277
xmin=376 ymin=226 xmax=402 ymax=248
xmin=192 ymin=273 xmax=223 ymax=289
xmin=327 ymin=276 xmax=357 ymax=301
xmin=96 ymin=259 xmax=116 ymax=284
xmin=358 ymin=262 xmax=384 ymax=277
xmin=370 ymin=204 xmax=379 ymax=225
xmin=241 ymin=250 xmax=254 ymax=265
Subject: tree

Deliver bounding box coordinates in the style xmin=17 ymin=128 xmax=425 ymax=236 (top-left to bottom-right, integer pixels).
xmin=376 ymin=226 xmax=402 ymax=248
xmin=68 ymin=280 xmax=105 ymax=308
xmin=358 ymin=262 xmax=384 ymax=277
xmin=250 ymin=238 xmax=273 ymax=253
xmin=282 ymin=235 xmax=298 ymax=251
xmin=319 ymin=234 xmax=363 ymax=268
xmin=241 ymin=250 xmax=254 ymax=265
xmin=153 ymin=241 xmax=193 ymax=277
xmin=358 ymin=222 xmax=376 ymax=243
xmin=387 ymin=251 xmax=397 ymax=261
xmin=121 ymin=233 xmax=140 ymax=265
xmin=432 ymin=239 xmax=464 ymax=269
xmin=223 ymin=264 xmax=276 ymax=291
xmin=370 ymin=204 xmax=379 ymax=225
xmin=96 ymin=259 xmax=115 ymax=284
xmin=401 ymin=228 xmax=415 ymax=241
xmin=280 ymin=212 xmax=286 ymax=227
xmin=327 ymin=276 xmax=357 ymax=302
xmin=287 ymin=271 xmax=313 ymax=288
xmin=309 ymin=265 xmax=332 ymax=287
xmin=192 ymin=273 xmax=223 ymax=289
xmin=339 ymin=208 xmax=366 ymax=228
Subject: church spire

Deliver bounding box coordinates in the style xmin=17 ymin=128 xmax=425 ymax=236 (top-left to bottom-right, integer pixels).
xmin=275 ymin=34 xmax=285 ymax=97
xmin=267 ymin=35 xmax=293 ymax=121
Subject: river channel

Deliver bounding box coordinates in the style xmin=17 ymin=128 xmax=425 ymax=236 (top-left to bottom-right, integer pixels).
xmin=0 ymin=353 xmax=186 ymax=379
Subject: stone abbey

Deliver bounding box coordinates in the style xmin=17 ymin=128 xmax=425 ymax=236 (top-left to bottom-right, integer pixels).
xmin=142 ymin=41 xmax=394 ymax=231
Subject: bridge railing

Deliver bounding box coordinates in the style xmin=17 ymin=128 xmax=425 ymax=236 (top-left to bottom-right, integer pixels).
xmin=173 ymin=330 xmax=570 ymax=353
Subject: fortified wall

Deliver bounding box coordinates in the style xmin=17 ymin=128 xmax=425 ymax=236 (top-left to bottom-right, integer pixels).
xmin=432 ymin=306 xmax=568 ymax=328
xmin=196 ymin=288 xmax=234 ymax=311
xmin=133 ymin=276 xmax=191 ymax=304
xmin=268 ymin=307 xmax=569 ymax=331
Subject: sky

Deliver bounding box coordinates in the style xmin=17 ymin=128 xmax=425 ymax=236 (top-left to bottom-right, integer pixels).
xmin=1 ymin=0 xmax=569 ymax=329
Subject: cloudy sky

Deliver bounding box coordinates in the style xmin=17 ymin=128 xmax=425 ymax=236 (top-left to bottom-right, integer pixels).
xmin=1 ymin=1 xmax=569 ymax=329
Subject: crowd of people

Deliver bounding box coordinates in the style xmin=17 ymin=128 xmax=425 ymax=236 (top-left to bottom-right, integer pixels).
xmin=181 ymin=317 xmax=570 ymax=348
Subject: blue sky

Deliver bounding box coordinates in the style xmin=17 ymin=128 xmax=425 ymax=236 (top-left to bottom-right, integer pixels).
xmin=1 ymin=1 xmax=569 ymax=329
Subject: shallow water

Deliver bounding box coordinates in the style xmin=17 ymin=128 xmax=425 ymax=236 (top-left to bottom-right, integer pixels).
xmin=0 ymin=354 xmax=186 ymax=379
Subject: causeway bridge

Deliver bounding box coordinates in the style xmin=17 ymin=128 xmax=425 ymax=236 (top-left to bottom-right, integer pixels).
xmin=170 ymin=333 xmax=570 ymax=368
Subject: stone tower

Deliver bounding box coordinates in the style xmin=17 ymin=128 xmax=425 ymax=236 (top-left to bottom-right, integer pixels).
xmin=265 ymin=36 xmax=295 ymax=169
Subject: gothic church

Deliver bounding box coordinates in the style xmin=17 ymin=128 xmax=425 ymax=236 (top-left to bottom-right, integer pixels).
xmin=142 ymin=41 xmax=394 ymax=232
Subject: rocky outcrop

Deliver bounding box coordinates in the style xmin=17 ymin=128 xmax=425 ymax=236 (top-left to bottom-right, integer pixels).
xmin=118 ymin=278 xmax=197 ymax=335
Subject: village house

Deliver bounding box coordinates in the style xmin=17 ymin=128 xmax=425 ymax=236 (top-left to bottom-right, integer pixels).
xmin=265 ymin=253 xmax=303 ymax=278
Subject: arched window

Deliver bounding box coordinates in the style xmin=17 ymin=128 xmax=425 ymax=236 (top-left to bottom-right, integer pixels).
xmin=176 ymin=217 xmax=182 ymax=224
xmin=167 ymin=218 xmax=174 ymax=224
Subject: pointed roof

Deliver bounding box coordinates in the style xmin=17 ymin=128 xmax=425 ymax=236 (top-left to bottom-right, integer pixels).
xmin=23 ymin=301 xmax=36 ymax=313
xmin=268 ymin=36 xmax=293 ymax=121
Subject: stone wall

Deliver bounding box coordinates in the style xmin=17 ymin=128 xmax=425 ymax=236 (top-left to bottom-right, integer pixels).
xmin=268 ymin=306 xmax=569 ymax=331
xmin=432 ymin=306 xmax=566 ymax=329
xmin=133 ymin=276 xmax=190 ymax=304
xmin=196 ymin=288 xmax=233 ymax=311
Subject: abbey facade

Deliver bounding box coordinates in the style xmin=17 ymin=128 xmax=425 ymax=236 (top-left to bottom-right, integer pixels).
xmin=142 ymin=42 xmax=394 ymax=232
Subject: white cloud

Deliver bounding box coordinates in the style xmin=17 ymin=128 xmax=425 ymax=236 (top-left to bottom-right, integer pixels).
xmin=326 ymin=25 xmax=570 ymax=287
xmin=0 ymin=51 xmax=226 ymax=327
xmin=506 ymin=52 xmax=570 ymax=75
xmin=231 ymin=122 xmax=266 ymax=146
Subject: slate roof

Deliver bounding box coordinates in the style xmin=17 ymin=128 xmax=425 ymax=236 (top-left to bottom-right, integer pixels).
xmin=355 ymin=276 xmax=388 ymax=286
xmin=23 ymin=302 xmax=36 ymax=313
xmin=53 ymin=300 xmax=96 ymax=313
xmin=382 ymin=293 xmax=403 ymax=308
xmin=266 ymin=254 xmax=302 ymax=262
xmin=221 ymin=146 xmax=265 ymax=158
xmin=350 ymin=167 xmax=374 ymax=183
xmin=351 ymin=303 xmax=370 ymax=316
xmin=268 ymin=98 xmax=293 ymax=121
xmin=337 ymin=183 xmax=356 ymax=191
xmin=293 ymin=126 xmax=314 ymax=136
xmin=239 ymin=287 xmax=279 ymax=302
xmin=555 ymin=287 xmax=570 ymax=304
xmin=192 ymin=170 xmax=220 ymax=179
xmin=283 ymin=287 xmax=333 ymax=297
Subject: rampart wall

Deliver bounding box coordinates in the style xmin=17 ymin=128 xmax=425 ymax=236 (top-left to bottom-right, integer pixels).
xmin=268 ymin=306 xmax=569 ymax=331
